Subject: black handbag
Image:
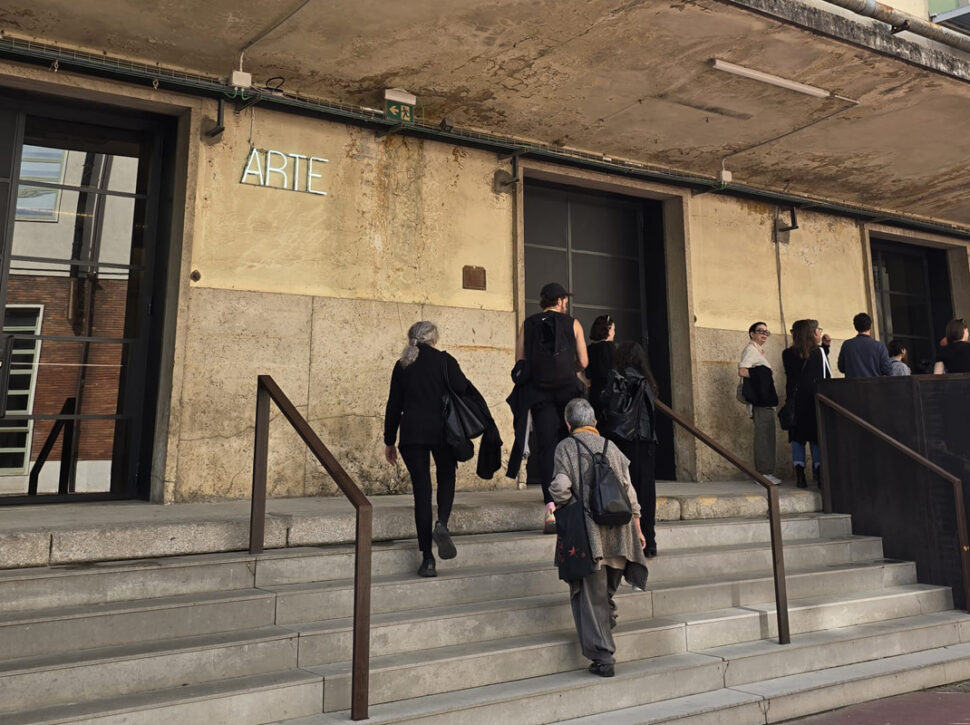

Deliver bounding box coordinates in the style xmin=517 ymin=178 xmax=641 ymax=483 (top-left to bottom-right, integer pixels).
xmin=442 ymin=359 xmax=486 ymax=461
xmin=554 ymin=473 xmax=595 ymax=582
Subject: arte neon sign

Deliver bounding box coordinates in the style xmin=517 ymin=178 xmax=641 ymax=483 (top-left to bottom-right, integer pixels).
xmin=240 ymin=147 xmax=328 ymax=195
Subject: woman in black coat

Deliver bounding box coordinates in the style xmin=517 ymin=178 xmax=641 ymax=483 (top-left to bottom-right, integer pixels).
xmin=384 ymin=321 xmax=468 ymax=577
xmin=781 ymin=319 xmax=831 ymax=488
xmin=585 ymin=315 xmax=616 ymax=425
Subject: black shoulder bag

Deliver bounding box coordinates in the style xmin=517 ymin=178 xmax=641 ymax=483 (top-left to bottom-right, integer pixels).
xmin=441 ymin=357 xmax=485 ymax=462
xmin=553 ymin=452 xmax=595 ymax=582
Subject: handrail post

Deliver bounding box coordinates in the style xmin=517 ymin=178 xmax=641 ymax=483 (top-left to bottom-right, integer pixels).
xmin=351 ymin=504 xmax=373 ymax=721
xmin=815 ymin=396 xmax=833 ymax=514
xmin=766 ymin=484 xmax=791 ymax=644
xmin=249 ymin=378 xmax=270 ymax=555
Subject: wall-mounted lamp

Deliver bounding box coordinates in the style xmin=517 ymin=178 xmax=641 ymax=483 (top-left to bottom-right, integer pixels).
xmin=776 ymin=207 xmax=799 ymax=233
xmin=711 ymin=59 xmax=831 ymax=99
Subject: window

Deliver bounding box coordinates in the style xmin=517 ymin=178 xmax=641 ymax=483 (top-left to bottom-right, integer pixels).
xmin=0 ymin=306 xmax=43 ymax=474
xmin=16 ymin=146 xmax=67 ymax=222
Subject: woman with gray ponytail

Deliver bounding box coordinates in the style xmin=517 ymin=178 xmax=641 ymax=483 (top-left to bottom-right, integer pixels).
xmin=384 ymin=321 xmax=470 ymax=577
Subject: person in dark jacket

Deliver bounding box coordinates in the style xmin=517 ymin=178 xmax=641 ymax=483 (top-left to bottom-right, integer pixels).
xmin=738 ymin=321 xmax=780 ymax=484
xmin=513 ymin=282 xmax=588 ymax=534
xmin=601 ymin=341 xmax=659 ymax=558
xmin=837 ymin=312 xmax=892 ymax=378
xmin=782 ymin=319 xmax=832 ymax=488
xmin=384 ymin=321 xmax=468 ymax=577
xmin=585 ymin=315 xmax=616 ymax=426
xmin=934 ymin=318 xmax=970 ymax=374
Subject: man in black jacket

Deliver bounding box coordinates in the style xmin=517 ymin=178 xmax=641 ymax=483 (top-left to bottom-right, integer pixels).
xmin=512 ymin=283 xmax=588 ymax=533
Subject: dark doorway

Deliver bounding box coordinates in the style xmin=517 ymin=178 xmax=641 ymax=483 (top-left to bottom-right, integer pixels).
xmin=523 ymin=179 xmax=675 ymax=479
xmin=871 ymin=239 xmax=952 ymax=374
xmin=0 ymin=90 xmax=176 ymax=502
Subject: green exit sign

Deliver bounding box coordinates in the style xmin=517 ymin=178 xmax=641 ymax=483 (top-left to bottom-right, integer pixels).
xmin=384 ymin=100 xmax=414 ymax=123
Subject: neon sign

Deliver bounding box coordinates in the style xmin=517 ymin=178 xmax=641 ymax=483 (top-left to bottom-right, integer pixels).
xmin=240 ymin=147 xmax=328 ymax=196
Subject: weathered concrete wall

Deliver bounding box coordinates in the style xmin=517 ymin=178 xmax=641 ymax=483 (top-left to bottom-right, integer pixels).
xmin=170 ymin=107 xmax=516 ymax=501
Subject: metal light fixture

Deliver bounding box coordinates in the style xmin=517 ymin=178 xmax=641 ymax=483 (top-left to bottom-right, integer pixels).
xmin=711 ymin=59 xmax=831 ymax=99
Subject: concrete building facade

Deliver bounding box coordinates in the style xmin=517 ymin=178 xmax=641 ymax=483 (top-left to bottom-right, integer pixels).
xmin=1 ymin=0 xmax=969 ymax=503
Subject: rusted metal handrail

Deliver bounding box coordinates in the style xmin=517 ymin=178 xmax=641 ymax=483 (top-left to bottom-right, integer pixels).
xmin=250 ymin=375 xmax=372 ymax=720
xmin=654 ymin=400 xmax=791 ymax=645
xmin=816 ymin=393 xmax=970 ymax=612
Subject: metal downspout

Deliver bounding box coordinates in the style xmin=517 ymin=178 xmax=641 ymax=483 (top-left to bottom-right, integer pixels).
xmin=822 ymin=0 xmax=970 ymax=54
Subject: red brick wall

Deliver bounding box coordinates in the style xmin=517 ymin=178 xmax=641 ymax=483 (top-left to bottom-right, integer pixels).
xmin=8 ymin=274 xmax=128 ymax=461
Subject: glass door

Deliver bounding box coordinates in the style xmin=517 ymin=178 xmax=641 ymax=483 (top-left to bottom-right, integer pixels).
xmin=0 ymin=96 xmax=169 ymax=501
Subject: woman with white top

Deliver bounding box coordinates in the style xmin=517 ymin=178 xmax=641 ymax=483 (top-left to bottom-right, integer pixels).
xmin=738 ymin=322 xmax=780 ymax=484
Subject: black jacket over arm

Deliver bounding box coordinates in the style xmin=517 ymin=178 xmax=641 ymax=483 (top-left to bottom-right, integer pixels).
xmin=384 ymin=344 xmax=468 ymax=447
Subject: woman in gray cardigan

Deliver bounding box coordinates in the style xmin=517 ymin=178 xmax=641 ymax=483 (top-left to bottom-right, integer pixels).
xmin=550 ymin=397 xmax=649 ymax=678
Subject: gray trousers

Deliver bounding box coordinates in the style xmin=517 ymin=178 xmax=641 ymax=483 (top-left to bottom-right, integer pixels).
xmin=569 ymin=565 xmax=624 ymax=664
xmin=752 ymin=406 xmax=776 ymax=475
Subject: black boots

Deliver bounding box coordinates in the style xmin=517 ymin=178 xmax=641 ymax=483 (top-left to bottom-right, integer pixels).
xmin=814 ymin=465 xmax=822 ymax=487
xmin=796 ymin=466 xmax=807 ymax=488
xmin=417 ymin=556 xmax=437 ymax=577
xmin=433 ymin=520 xmax=457 ymax=560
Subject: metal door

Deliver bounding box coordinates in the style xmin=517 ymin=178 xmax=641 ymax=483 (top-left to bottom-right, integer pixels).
xmin=0 ymin=92 xmax=170 ymax=501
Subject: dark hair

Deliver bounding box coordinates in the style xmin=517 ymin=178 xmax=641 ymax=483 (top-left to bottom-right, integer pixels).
xmin=793 ymin=319 xmax=819 ymax=359
xmin=748 ymin=321 xmax=767 ymax=335
xmin=887 ymin=339 xmax=906 ymax=358
xmin=945 ymin=318 xmax=968 ymax=344
xmin=614 ymin=341 xmax=658 ymax=394
xmin=590 ymin=315 xmax=614 ymax=342
xmin=853 ymin=312 xmax=872 ymax=333
xmin=539 ymin=294 xmax=560 ymax=309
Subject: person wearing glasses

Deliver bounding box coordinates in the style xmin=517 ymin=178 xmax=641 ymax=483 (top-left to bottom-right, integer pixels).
xmin=934 ymin=318 xmax=970 ymax=374
xmin=738 ymin=322 xmax=781 ymax=485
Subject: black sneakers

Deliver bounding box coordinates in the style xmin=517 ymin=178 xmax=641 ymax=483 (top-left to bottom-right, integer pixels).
xmin=417 ymin=556 xmax=437 ymax=578
xmin=432 ymin=520 xmax=457 ymax=560
xmin=588 ymin=662 xmax=615 ymax=677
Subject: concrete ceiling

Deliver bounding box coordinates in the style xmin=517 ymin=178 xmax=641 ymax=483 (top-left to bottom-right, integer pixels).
xmin=4 ymin=0 xmax=970 ymax=227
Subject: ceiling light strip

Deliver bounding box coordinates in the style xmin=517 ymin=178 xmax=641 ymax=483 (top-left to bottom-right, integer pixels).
xmin=711 ymin=59 xmax=831 ymax=98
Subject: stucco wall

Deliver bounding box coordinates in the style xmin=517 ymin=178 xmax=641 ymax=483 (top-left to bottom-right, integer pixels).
xmin=169 ymin=106 xmax=517 ymax=501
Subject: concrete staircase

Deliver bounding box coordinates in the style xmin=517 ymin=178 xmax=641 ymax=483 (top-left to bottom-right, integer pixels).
xmin=1 ymin=503 xmax=969 ymax=723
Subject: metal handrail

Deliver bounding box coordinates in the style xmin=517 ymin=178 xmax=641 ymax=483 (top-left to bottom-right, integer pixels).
xmin=250 ymin=375 xmax=372 ymax=721
xmin=815 ymin=393 xmax=970 ymax=612
xmin=654 ymin=400 xmax=791 ymax=645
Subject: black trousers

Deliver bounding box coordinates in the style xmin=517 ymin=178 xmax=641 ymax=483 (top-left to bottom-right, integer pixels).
xmin=400 ymin=444 xmax=457 ymax=556
xmin=614 ymin=438 xmax=657 ymax=550
xmin=530 ymin=385 xmax=581 ymax=504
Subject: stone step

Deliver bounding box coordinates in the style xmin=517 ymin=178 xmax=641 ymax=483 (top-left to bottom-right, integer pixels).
xmin=0 ymin=590 xmax=276 ymax=660
xmin=267 ymin=534 xmax=884 ymax=625
xmin=679 ymin=583 xmax=953 ymax=650
xmin=4 ymin=670 xmax=322 ymax=725
xmin=0 ymin=627 xmax=299 ymax=714
xmin=303 ymin=585 xmax=957 ymax=711
xmin=277 ymin=624 xmax=970 ymax=724
xmin=0 ymin=514 xmax=848 ymax=614
xmin=557 ymin=640 xmax=970 ymax=725
xmin=254 ymin=514 xmax=852 ymax=586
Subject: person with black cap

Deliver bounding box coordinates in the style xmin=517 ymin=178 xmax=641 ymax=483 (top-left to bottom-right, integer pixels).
xmin=512 ymin=282 xmax=589 ymax=533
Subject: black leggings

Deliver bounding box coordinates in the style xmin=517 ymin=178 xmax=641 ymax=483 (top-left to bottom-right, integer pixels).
xmin=399 ymin=444 xmax=457 ymax=556
xmin=531 ymin=387 xmax=578 ymax=504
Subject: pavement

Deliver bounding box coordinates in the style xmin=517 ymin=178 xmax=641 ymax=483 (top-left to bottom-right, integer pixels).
xmin=785 ymin=685 xmax=970 ymax=724
xmin=0 ymin=481 xmax=821 ymax=568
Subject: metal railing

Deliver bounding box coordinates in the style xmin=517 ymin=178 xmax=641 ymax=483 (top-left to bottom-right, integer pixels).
xmin=816 ymin=393 xmax=970 ymax=612
xmin=249 ymin=375 xmax=372 ymax=720
xmin=27 ymin=397 xmax=77 ymax=495
xmin=654 ymin=400 xmax=791 ymax=645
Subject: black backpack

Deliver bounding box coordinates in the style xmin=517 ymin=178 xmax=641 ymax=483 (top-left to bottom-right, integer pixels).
xmin=573 ymin=437 xmax=633 ymax=527
xmin=526 ymin=313 xmax=576 ymax=390
xmin=600 ymin=368 xmax=654 ymax=442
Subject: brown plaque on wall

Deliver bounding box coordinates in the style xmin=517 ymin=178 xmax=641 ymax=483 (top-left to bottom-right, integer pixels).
xmin=462 ymin=265 xmax=486 ymax=290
